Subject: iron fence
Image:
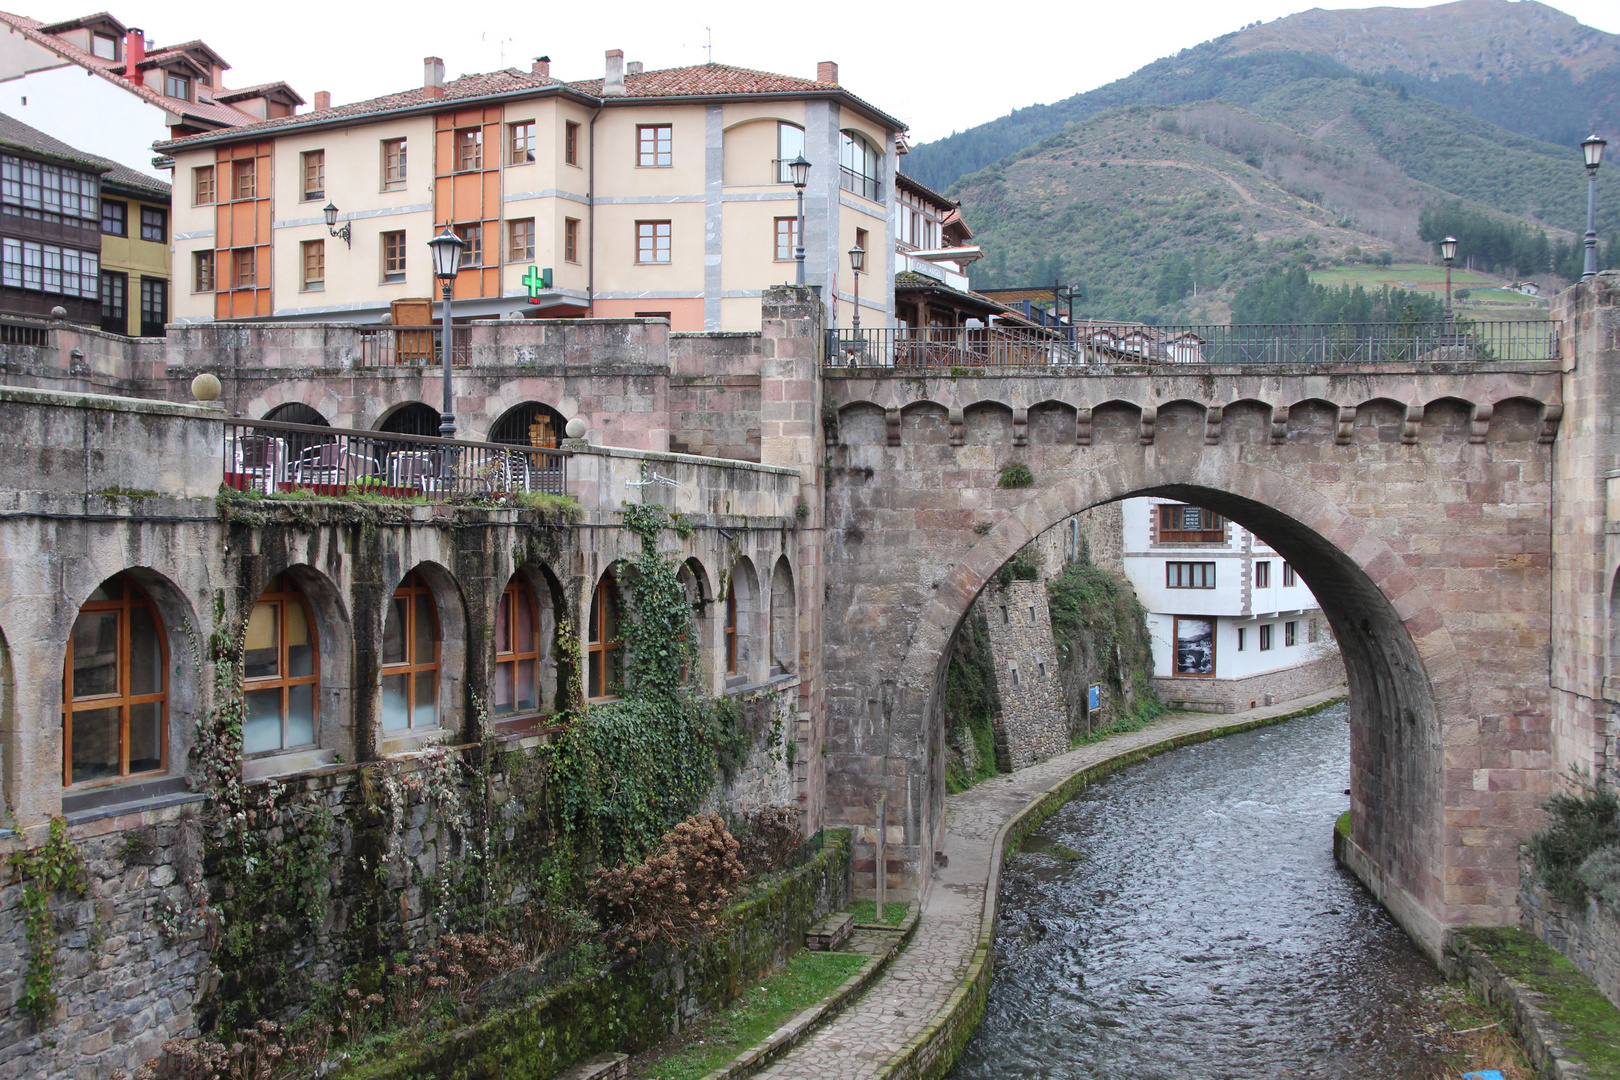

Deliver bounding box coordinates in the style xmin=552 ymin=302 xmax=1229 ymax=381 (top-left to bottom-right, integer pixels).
xmin=356 ymin=325 xmax=471 ymax=367
xmin=825 ymin=320 xmax=1562 ymax=370
xmin=224 ymin=418 xmax=568 ymax=503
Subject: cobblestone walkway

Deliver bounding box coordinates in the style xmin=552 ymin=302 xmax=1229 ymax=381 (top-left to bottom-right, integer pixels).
xmin=756 ymin=689 xmax=1346 ymax=1080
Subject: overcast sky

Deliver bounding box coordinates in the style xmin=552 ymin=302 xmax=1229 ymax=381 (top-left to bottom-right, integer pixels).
xmin=33 ymin=0 xmax=1620 ymax=143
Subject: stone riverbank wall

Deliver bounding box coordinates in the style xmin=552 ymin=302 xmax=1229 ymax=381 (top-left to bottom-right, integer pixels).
xmin=1518 ymin=859 xmax=1620 ymax=1009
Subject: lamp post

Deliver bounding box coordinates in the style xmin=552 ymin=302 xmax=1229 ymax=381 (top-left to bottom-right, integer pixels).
xmin=848 ymin=244 xmax=865 ymax=332
xmin=427 ymin=226 xmax=467 ymax=438
xmin=1441 ymin=235 xmax=1458 ymax=325
xmin=322 ymin=202 xmax=352 ymax=248
xmin=789 ymin=155 xmax=811 ymax=287
xmin=1582 ymin=134 xmax=1607 ymax=281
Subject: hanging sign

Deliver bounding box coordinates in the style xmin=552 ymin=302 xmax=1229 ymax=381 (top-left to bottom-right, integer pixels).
xmin=522 ymin=265 xmax=553 ymax=303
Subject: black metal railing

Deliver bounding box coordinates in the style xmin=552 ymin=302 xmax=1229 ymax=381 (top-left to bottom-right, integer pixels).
xmin=825 ymin=320 xmax=1562 ymax=369
xmin=224 ymin=418 xmax=567 ymax=502
xmin=356 ymin=325 xmax=471 ymax=367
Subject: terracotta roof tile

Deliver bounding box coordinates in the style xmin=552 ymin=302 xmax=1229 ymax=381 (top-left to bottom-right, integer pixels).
xmin=568 ymin=63 xmax=830 ymax=97
xmin=0 ymin=111 xmax=170 ymax=196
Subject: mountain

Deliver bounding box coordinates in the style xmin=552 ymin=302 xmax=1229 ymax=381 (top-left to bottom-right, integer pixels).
xmin=903 ymin=0 xmax=1620 ymax=193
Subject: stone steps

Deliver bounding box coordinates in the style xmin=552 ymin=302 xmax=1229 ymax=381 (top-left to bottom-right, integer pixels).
xmin=555 ymin=1051 xmax=629 ymax=1080
xmin=804 ymin=911 xmax=853 ymax=951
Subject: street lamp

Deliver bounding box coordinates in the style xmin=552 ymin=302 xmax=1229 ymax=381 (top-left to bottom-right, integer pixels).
xmin=789 ymin=155 xmax=811 ymax=286
xmin=427 ymin=226 xmax=467 ymax=438
xmin=848 ymin=244 xmax=866 ymax=332
xmin=1441 ymin=235 xmax=1458 ymax=323
xmin=1582 ymin=134 xmax=1607 ymax=281
xmin=321 ymin=202 xmax=351 ymax=248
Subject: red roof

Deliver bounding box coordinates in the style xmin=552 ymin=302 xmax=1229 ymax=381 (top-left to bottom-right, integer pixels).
xmin=158 ymin=61 xmax=905 ymax=151
xmin=0 ymin=9 xmax=279 ymax=132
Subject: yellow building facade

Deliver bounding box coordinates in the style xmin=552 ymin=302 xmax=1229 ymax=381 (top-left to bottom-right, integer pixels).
xmin=160 ymin=55 xmax=901 ymax=332
xmin=96 ymin=170 xmax=171 ymax=336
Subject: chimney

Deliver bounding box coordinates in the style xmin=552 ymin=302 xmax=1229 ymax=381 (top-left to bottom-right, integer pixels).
xmin=817 ymin=61 xmax=838 ymax=84
xmin=313 ymin=90 xmax=331 ymax=111
xmin=124 ymin=27 xmax=145 ymax=80
xmin=604 ymin=49 xmax=626 ymax=97
xmin=423 ymin=56 xmax=445 ymax=99
xmin=626 ymin=60 xmax=643 ymax=76
xmin=532 ymin=55 xmax=550 ymax=77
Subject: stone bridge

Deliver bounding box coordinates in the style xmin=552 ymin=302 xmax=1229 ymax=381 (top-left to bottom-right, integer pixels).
xmin=818 ymin=281 xmax=1620 ymax=958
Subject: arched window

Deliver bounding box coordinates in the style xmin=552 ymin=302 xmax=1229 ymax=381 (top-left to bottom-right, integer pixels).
xmin=771 ymin=557 xmax=796 ymax=675
xmin=725 ymin=586 xmax=738 ymax=675
xmin=62 ymin=574 xmax=166 ymax=785
xmin=381 ymin=571 xmax=440 ymax=731
xmin=494 ymin=577 xmax=540 ymax=716
xmin=776 ymin=122 xmax=805 ymax=183
xmin=677 ymin=559 xmax=707 ymax=685
xmin=587 ymin=573 xmax=621 ymax=701
xmin=244 ymin=574 xmax=319 ymax=753
xmin=378 ymin=403 xmax=443 ymax=437
xmin=263 ymin=402 xmax=330 ymax=426
xmin=489 ymin=402 xmax=566 ymax=449
xmin=839 ymin=130 xmax=880 ymax=201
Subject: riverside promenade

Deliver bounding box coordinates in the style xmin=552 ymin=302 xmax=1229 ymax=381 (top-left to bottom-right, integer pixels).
xmin=756 ymin=689 xmax=1348 ymax=1080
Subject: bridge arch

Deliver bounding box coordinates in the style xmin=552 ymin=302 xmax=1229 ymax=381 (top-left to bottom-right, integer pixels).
xmin=884 ymin=455 xmax=1460 ymax=954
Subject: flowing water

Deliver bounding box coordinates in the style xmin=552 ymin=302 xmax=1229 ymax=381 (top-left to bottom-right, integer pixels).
xmin=947 ymin=703 xmax=1455 ymax=1080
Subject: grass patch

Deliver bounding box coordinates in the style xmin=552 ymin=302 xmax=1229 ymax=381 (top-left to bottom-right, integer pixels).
xmin=848 ymin=899 xmax=909 ymax=926
xmin=635 ymin=950 xmax=868 ymax=1080
xmin=1458 ymin=927 xmax=1620 ymax=1075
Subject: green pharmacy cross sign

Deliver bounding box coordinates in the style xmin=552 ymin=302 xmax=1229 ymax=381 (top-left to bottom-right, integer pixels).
xmin=522 ymin=265 xmax=553 ymax=303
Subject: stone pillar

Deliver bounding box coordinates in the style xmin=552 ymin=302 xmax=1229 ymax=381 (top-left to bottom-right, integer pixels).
xmin=981 ymin=581 xmax=1068 ymax=768
xmin=759 ymin=285 xmax=828 ymax=829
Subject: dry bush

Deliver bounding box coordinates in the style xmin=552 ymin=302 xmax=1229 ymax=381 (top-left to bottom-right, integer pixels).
xmin=592 ymin=812 xmax=744 ymax=957
xmin=385 ymin=929 xmax=527 ymax=1028
xmin=735 ymin=804 xmax=806 ymax=875
xmin=117 ymin=1020 xmax=330 ymax=1080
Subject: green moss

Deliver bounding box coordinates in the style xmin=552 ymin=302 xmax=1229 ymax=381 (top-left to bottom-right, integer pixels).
xmin=1335 ymin=810 xmax=1351 ymax=839
xmin=1457 ymin=927 xmax=1620 ymax=1073
xmin=997 ymin=462 xmax=1034 ymax=489
xmin=943 ymin=607 xmax=1001 ymax=793
xmin=848 ymin=899 xmax=910 ymax=926
xmin=633 ymin=951 xmax=867 ymax=1080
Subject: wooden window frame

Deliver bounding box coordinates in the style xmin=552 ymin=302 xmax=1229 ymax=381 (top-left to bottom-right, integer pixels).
xmin=301 ymin=149 xmax=325 ymax=201
xmin=193 ymin=165 xmax=216 ymax=206
xmin=381 ymin=230 xmax=406 ymax=282
xmin=587 ymin=574 xmax=621 ymax=702
xmin=139 ymin=276 xmax=167 ymax=337
xmin=193 ymin=250 xmax=215 ymax=293
xmin=508 ymin=121 xmax=536 ymax=165
xmin=565 ymin=121 xmax=580 ymax=167
xmin=636 ymin=124 xmax=672 ymax=168
xmin=62 ymin=576 xmax=168 ymax=787
xmin=380 ymin=570 xmax=441 ymax=732
xmin=1166 ymin=561 xmax=1216 ymax=589
xmin=455 ymin=127 xmax=483 ymax=172
xmin=564 ymin=217 xmax=579 ymax=263
xmin=140 ymin=205 xmax=167 ymax=244
xmin=774 ymin=216 xmax=797 ymax=262
xmin=454 ymin=222 xmax=482 ymax=267
xmin=101 ymin=198 xmax=127 ymax=236
xmin=1285 ymin=621 xmax=1297 ymax=647
xmin=493 ymin=579 xmax=542 ymax=717
xmin=232 ymin=247 xmax=257 ymax=289
xmin=233 ymin=159 xmax=257 ymax=201
xmin=1157 ymin=504 xmax=1226 ymax=543
xmin=301 ymin=239 xmax=324 ymax=291
xmin=165 ymin=72 xmax=191 ymax=101
xmin=507 ymin=218 xmax=535 ymax=263
xmin=242 ymin=574 xmax=320 ymax=755
xmin=636 ymin=219 xmax=671 ymax=264
xmin=100 ymin=269 xmax=126 ymax=331
xmin=1259 ymin=623 xmax=1274 ymax=651
xmin=1237 ymin=626 xmax=1246 ymax=652
xmin=381 ymin=138 xmax=407 ymax=191
xmin=1283 ymin=563 xmax=1296 ymax=587
xmin=1255 ymin=560 xmax=1270 ymax=589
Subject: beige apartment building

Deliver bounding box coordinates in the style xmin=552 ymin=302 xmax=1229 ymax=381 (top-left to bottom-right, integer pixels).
xmin=157 ymin=53 xmax=902 ymax=332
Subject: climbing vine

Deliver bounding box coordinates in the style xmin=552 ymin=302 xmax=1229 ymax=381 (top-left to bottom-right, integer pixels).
xmin=8 ymin=816 xmax=89 ymax=1023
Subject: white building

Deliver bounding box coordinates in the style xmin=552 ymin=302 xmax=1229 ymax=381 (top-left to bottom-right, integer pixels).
xmin=1121 ymin=496 xmax=1344 ymax=712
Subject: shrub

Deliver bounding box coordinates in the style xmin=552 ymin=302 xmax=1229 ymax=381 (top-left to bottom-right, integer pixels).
xmin=734 ymin=804 xmax=805 ymax=875
xmin=1527 ymin=781 xmax=1620 ymax=905
xmin=998 ymin=462 xmax=1034 ymax=488
xmin=592 ymin=813 xmax=745 ymax=957
xmin=1579 ymin=845 xmax=1620 ymax=909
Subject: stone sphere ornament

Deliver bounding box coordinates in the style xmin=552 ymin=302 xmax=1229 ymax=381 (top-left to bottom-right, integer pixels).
xmin=191 ymin=373 xmax=222 ymax=402
xmin=565 ymin=416 xmax=587 ymax=438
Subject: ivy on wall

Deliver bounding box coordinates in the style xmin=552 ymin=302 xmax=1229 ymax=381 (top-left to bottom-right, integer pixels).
xmin=7 ymin=816 xmax=88 ymax=1023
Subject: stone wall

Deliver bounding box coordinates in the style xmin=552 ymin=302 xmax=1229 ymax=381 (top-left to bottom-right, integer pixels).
xmin=982 ymin=581 xmax=1068 ymax=769
xmin=1023 ymin=503 xmax=1126 ymax=579
xmin=1519 ymin=861 xmax=1620 ymax=1009
xmin=1153 ymin=650 xmax=1348 ymax=714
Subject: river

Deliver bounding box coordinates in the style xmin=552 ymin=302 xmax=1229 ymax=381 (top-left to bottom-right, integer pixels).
xmin=947 ymin=703 xmax=1458 ymax=1079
